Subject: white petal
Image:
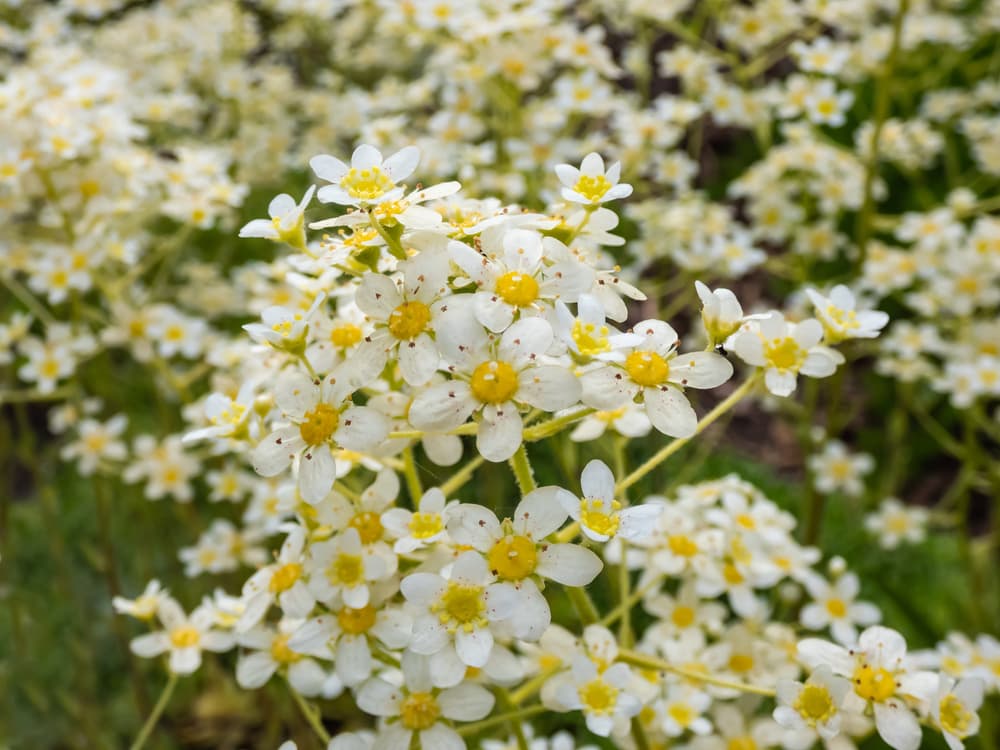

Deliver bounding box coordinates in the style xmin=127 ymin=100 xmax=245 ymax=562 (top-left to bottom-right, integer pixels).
xmin=517 ymin=365 xmax=581 ymax=411
xmin=409 ymin=382 xmax=477 ymax=431
xmin=383 ymin=145 xmax=420 ymax=181
xmin=439 ymin=683 xmax=496 ymax=721
xmin=668 ymin=351 xmax=734 ymax=389
xmin=873 ymin=701 xmax=922 ymax=750
xmin=236 ymin=652 xmax=277 ymax=689
xmin=477 ymin=406 xmax=522 ymax=462
xmin=514 ymin=486 xmax=572 ymax=538
xmin=581 ymin=459 xmax=615 ymax=501
xmin=336 ymin=635 xmax=373 ymax=687
xmin=455 ymin=626 xmax=493 ymax=668
xmin=252 ymin=427 xmax=300 ymax=477
xmin=536 ymin=544 xmax=603 ymax=585
xmin=336 ymin=406 xmax=390 ymax=450
xmin=356 ymin=678 xmax=403 ymax=716
xmin=644 ymin=386 xmax=697 ymax=438
xmin=499 ymin=318 xmax=553 ymax=366
xmin=299 ymin=447 xmax=336 ymax=505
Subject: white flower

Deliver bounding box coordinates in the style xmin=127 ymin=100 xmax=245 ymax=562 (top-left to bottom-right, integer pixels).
xmin=932 ymin=676 xmax=984 ymax=750
xmin=408 ymin=313 xmax=580 ymax=462
xmin=60 ymin=414 xmax=128 ymax=475
xmin=695 ymin=281 xmax=744 ymax=347
xmin=239 ymin=185 xmax=316 ymax=249
xmin=798 ymin=626 xmax=938 ymax=750
xmin=773 ymin=665 xmax=851 ymax=740
xmin=447 ymin=488 xmax=603 ymax=640
xmin=569 ymin=403 xmax=652 ymax=442
xmin=864 ymin=498 xmax=929 ymax=549
xmin=130 ymin=597 xmax=234 ymax=675
xmin=306 ymin=527 xmax=390 ymax=611
xmin=450 ymin=232 xmax=593 ymax=333
xmin=243 ymin=293 xmax=327 ymax=354
xmin=183 ymin=385 xmax=256 ymax=444
xmin=808 ymin=440 xmax=874 ymax=497
xmin=561 ymin=459 xmax=662 ymax=543
xmin=356 ymin=650 xmax=494 ymax=750
xmin=382 ymin=487 xmax=455 ymax=554
xmin=580 ymin=318 xmax=733 ymax=438
xmin=113 ymin=579 xmax=168 ymax=621
xmin=555 ymin=152 xmax=633 ymax=205
xmin=800 ymin=572 xmax=881 ymax=645
xmin=310 ymin=143 xmax=420 ymax=207
xmin=805 ymin=79 xmax=854 ymax=127
xmin=289 ymin=588 xmax=411 ymax=689
xmin=350 ymin=251 xmax=451 ymax=386
xmin=237 ymin=525 xmax=314 ymax=632
xmin=730 ymin=311 xmax=843 ymax=397
xmin=805 ymin=285 xmax=889 ymax=343
xmin=657 ymin=684 xmax=713 ymax=737
xmin=555 ymin=294 xmax=642 ymax=361
xmin=551 ymin=655 xmax=642 ymax=737
xmin=251 ymin=370 xmax=389 ymax=504
xmin=235 ymin=620 xmax=326 ymax=696
xmin=401 ymin=550 xmax=517 ymax=682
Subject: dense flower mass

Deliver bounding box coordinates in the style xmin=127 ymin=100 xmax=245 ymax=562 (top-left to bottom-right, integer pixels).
xmin=3 ymin=1 xmax=1000 ymax=749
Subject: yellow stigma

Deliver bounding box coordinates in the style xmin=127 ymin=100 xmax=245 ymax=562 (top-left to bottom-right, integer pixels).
xmin=667 ymin=702 xmax=694 ymax=727
xmin=400 ymin=691 xmax=441 ymax=730
xmin=409 ymin=512 xmax=444 ymax=540
xmin=668 ymin=534 xmax=699 ymax=557
xmin=794 ymin=683 xmax=836 ymax=724
xmin=624 ymin=350 xmax=669 ymax=387
xmin=939 ymin=694 xmax=973 ymax=737
xmin=470 ymin=360 xmax=519 ymax=404
xmin=388 ymin=301 xmax=431 ymax=340
xmin=723 ymin=563 xmax=744 ymax=585
xmin=728 ymin=737 xmax=758 ymax=750
xmin=853 ymin=663 xmax=897 ymax=702
xmin=494 ymin=271 xmax=539 ymax=307
xmin=341 ymin=165 xmax=395 ymax=201
xmin=434 ymin=582 xmax=486 ymax=631
xmin=269 ymin=562 xmax=303 ymax=593
xmin=672 ymin=605 xmax=695 ymax=628
xmin=270 ymin=634 xmax=302 ymax=664
xmin=299 ymin=403 xmax=340 ymax=445
xmin=328 ymin=553 xmax=364 ymax=586
xmin=337 ymin=604 xmax=377 ymax=635
xmin=331 ymin=323 xmax=363 ymax=348
xmin=729 ymin=653 xmax=754 ymax=673
xmin=763 ymin=337 xmax=805 ymax=371
xmin=580 ymin=498 xmax=620 ymax=537
xmin=826 ymin=598 xmax=847 ymax=618
xmin=487 ymin=534 xmax=538 ymax=580
xmin=349 ymin=512 xmax=384 ymax=545
xmin=169 ymin=626 xmax=200 ymax=648
xmin=572 ymin=320 xmax=611 ymax=356
xmin=573 ymin=174 xmax=612 ymax=203
xmin=578 ymin=678 xmax=618 ymax=714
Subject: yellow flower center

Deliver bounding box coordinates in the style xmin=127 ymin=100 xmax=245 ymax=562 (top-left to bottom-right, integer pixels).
xmin=573 ymin=174 xmax=612 ymax=203
xmin=853 ymin=664 xmax=897 ymax=702
xmin=331 ymin=323 xmax=363 ymax=348
xmin=299 ymin=403 xmax=340 ymax=445
xmin=794 ymin=683 xmax=836 ymax=724
xmin=434 ymin=582 xmax=487 ymax=631
xmin=328 ymin=553 xmax=364 ymax=586
xmin=668 ymin=535 xmax=699 ymax=557
xmin=470 ymin=360 xmax=519 ymax=404
xmin=624 ymin=350 xmax=669 ymax=387
xmin=269 ymin=562 xmax=303 ymax=593
xmin=939 ymin=694 xmax=973 ymax=737
xmin=341 ymin=165 xmax=395 ymax=202
xmin=409 ymin=512 xmax=444 ymax=540
xmin=723 ymin=563 xmax=744 ymax=585
xmin=400 ymin=691 xmax=441 ymax=730
xmin=270 ymin=634 xmax=302 ymax=664
xmin=338 ymin=604 xmax=377 ymax=635
xmin=388 ymin=301 xmax=431 ymax=340
xmin=169 ymin=626 xmax=200 ymax=648
xmin=487 ymin=534 xmax=538 ymax=580
xmin=764 ymin=336 xmax=805 ymax=371
xmin=349 ymin=512 xmax=384 ymax=545
xmin=572 ymin=320 xmax=611 ymax=356
xmin=826 ymin=598 xmax=847 ymax=618
xmin=668 ymin=702 xmax=694 ymax=726
xmin=580 ymin=498 xmax=621 ymax=537
xmin=494 ymin=271 xmax=540 ymax=307
xmin=578 ymin=678 xmax=618 ymax=714
xmin=729 ymin=654 xmax=754 ymax=673
xmin=728 ymin=736 xmax=758 ymax=750
xmin=672 ymin=605 xmax=695 ymax=628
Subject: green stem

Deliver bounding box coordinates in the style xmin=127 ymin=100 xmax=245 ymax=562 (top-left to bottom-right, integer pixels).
xmin=855 ymin=0 xmax=910 ymax=269
xmin=129 ymin=671 xmax=178 ymax=750
xmin=402 ymin=446 xmax=423 ymax=503
xmin=367 ymin=211 xmax=408 ymax=260
xmin=440 ymin=455 xmax=485 ymax=497
xmin=289 ymin=685 xmax=332 ymax=745
xmin=456 ymin=705 xmax=547 ymax=737
xmin=617 ymin=649 xmax=775 ymax=697
xmin=497 ymin=688 xmax=529 ymax=750
xmin=509 ymin=443 xmax=537 ymax=495
xmin=566 ymin=586 xmax=599 ymax=626
xmin=617 ymin=373 xmax=760 ymax=493
xmin=523 ymin=407 xmax=595 ymax=442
